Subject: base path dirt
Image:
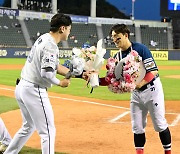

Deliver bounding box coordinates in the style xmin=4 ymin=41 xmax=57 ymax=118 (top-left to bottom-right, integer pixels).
xmin=1 ymin=64 xmax=180 ymax=71
xmin=165 ymin=75 xmax=180 ymax=79
xmin=0 ymin=64 xmax=24 ymax=70
xmin=0 ymin=64 xmax=180 ymax=153
xmin=0 ymin=85 xmax=180 ymax=154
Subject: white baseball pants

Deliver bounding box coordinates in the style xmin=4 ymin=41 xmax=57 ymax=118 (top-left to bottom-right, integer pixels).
xmin=0 ymin=118 xmax=12 ymax=146
xmin=130 ymin=77 xmax=168 ymax=134
xmin=4 ymin=79 xmax=56 ymax=154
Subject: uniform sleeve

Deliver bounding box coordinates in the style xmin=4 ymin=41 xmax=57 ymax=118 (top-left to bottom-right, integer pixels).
xmin=41 ymin=68 xmax=60 ymax=85
xmin=41 ymin=42 xmax=59 ymax=70
xmin=139 ymin=45 xmax=158 ymax=72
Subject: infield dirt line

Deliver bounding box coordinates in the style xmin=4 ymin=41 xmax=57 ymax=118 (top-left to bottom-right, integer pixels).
xmin=109 ymin=111 xmax=130 ymax=123
xmin=50 ymin=95 xmax=130 ymax=110
xmin=1 ymin=86 xmax=179 ymax=127
xmin=0 ymin=86 xmax=179 ymax=115
xmin=169 ymin=114 xmax=180 ymax=127
xmin=0 ymin=86 xmax=129 ymax=110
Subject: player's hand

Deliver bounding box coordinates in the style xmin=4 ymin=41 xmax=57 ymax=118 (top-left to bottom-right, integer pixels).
xmin=136 ymin=79 xmax=148 ymax=89
xmin=59 ymin=79 xmax=70 ymax=88
xmin=82 ymin=71 xmax=93 ymax=81
xmin=135 ymin=84 xmax=142 ymax=89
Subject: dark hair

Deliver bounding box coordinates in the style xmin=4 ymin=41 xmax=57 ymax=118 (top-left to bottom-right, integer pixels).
xmin=50 ymin=13 xmax=72 ymax=32
xmin=110 ymin=24 xmax=130 ymax=38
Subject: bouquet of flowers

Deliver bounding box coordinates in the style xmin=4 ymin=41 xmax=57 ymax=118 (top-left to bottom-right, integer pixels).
xmin=105 ymin=50 xmax=145 ymax=93
xmin=70 ymin=39 xmax=106 ymax=88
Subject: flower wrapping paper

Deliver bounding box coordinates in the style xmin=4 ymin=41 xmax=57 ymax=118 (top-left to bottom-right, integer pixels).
xmin=72 ymin=39 xmax=106 ymax=88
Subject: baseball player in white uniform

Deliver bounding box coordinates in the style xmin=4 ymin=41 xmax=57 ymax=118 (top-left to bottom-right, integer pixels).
xmin=0 ymin=118 xmax=11 ymax=153
xmin=98 ymin=24 xmax=172 ymax=154
xmin=4 ymin=13 xmax=72 ymax=154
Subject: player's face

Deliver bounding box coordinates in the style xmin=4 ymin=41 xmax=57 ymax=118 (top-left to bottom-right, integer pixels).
xmin=61 ymin=25 xmax=71 ymax=41
xmin=111 ymin=31 xmax=128 ymax=49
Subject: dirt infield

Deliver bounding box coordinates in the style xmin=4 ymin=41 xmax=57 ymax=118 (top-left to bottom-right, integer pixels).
xmin=1 ymin=64 xmax=180 ymax=71
xmin=0 ymin=84 xmax=180 ymax=154
xmin=0 ymin=64 xmax=180 ymax=153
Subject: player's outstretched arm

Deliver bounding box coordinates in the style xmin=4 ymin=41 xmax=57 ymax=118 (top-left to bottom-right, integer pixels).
xmin=41 ymin=67 xmax=70 ymax=87
xmin=57 ymin=64 xmax=70 ymax=76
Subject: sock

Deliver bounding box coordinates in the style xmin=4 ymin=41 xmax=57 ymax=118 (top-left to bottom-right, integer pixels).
xmin=134 ymin=133 xmax=146 ymax=147
xmin=136 ymin=148 xmax=144 ymax=154
xmin=159 ymin=128 xmax=171 ymax=152
xmin=165 ymin=150 xmax=171 ymax=154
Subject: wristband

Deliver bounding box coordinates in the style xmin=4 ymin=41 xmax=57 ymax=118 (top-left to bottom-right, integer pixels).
xmin=65 ymin=71 xmax=72 ymax=79
xmin=144 ymin=72 xmax=155 ymax=83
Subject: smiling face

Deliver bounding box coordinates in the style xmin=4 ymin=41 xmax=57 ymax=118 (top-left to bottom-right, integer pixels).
xmin=111 ymin=31 xmax=130 ymax=50
xmin=110 ymin=24 xmax=132 ymax=51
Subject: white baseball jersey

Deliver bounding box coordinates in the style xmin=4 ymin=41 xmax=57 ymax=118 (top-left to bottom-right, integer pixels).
xmin=21 ymin=33 xmax=59 ymax=88
xmin=114 ymin=42 xmax=168 ymax=134
xmin=4 ymin=33 xmax=59 ymax=154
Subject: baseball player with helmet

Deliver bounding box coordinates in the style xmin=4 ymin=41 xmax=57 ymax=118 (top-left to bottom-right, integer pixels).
xmin=97 ymin=24 xmax=172 ymax=154
xmin=4 ymin=13 xmax=73 ymax=154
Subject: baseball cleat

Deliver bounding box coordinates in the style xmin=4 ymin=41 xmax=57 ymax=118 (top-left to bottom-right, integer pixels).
xmin=0 ymin=142 xmax=8 ymax=153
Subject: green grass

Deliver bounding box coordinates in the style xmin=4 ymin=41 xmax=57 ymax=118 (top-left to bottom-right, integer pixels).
xmin=156 ymin=60 xmax=180 ymax=66
xmin=0 ymin=70 xmax=21 ymax=86
xmin=0 ymin=96 xmax=19 ymax=114
xmin=1 ymin=59 xmax=180 ymax=66
xmin=20 ymin=146 xmax=66 ymax=154
xmin=0 ymin=58 xmax=26 ymax=64
xmin=0 ymin=59 xmax=180 ymax=100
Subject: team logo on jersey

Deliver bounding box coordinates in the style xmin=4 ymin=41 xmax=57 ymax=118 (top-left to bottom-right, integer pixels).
xmin=155 ymin=103 xmax=158 ymax=106
xmin=45 ymin=58 xmax=49 ymax=62
xmin=50 ymin=54 xmax=55 ymax=63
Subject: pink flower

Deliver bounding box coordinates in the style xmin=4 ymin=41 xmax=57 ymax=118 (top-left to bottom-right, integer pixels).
xmin=108 ymin=57 xmax=116 ymax=63
xmin=105 ymin=50 xmax=142 ymax=94
xmin=105 ymin=76 xmax=111 ymax=84
xmin=107 ymin=72 xmax=115 ymax=78
xmin=124 ymin=73 xmax=131 ymax=83
xmin=123 ymin=65 xmax=129 ymax=71
xmin=131 ymin=50 xmax=138 ymax=56
xmin=112 ymin=81 xmax=119 ymax=87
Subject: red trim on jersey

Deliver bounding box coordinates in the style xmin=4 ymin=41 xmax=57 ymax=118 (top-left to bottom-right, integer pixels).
xmin=144 ymin=72 xmax=155 ymax=83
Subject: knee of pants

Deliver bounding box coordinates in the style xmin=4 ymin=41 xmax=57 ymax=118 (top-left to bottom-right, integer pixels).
xmin=21 ymin=125 xmax=35 ymax=134
xmin=38 ymin=126 xmax=56 ymax=138
xmin=154 ymin=124 xmax=168 ymax=132
xmin=132 ymin=121 xmax=146 ymax=134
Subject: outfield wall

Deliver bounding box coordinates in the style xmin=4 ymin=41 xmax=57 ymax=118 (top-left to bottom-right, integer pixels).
xmin=0 ymin=47 xmax=180 ymax=60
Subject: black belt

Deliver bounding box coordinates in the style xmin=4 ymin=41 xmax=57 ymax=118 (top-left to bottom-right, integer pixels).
xmin=137 ymin=74 xmax=159 ymax=91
